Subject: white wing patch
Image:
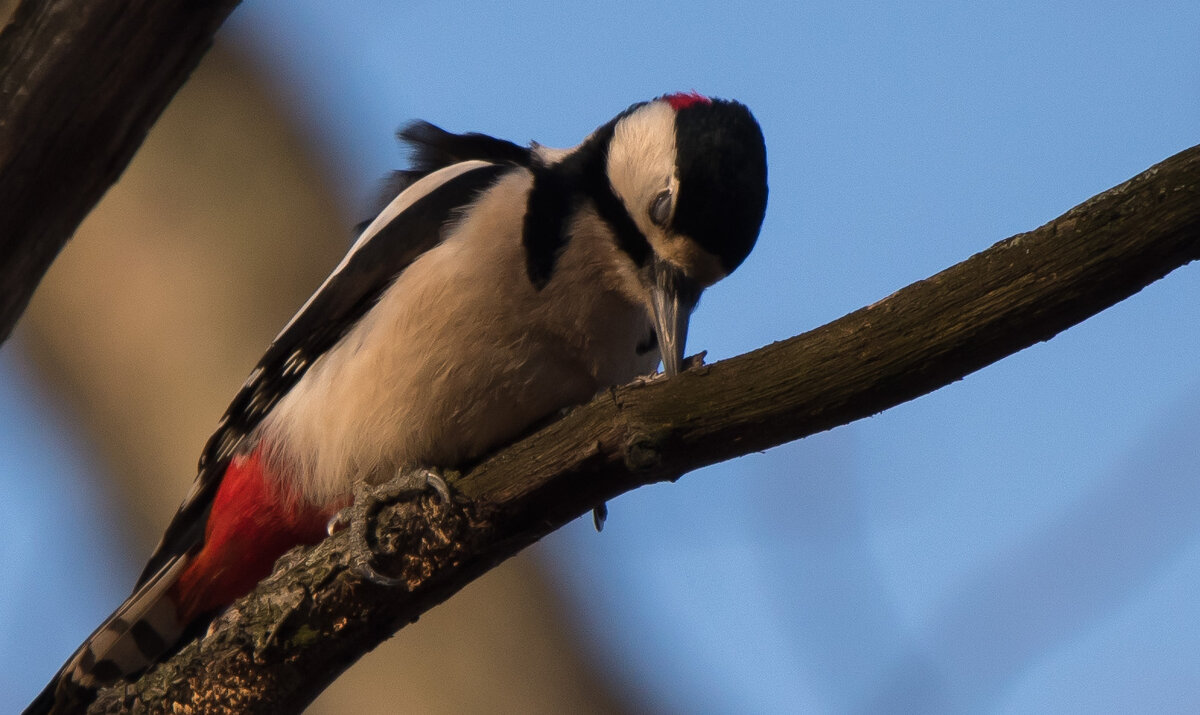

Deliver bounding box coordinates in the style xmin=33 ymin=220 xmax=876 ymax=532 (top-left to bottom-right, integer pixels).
xmin=273 ymin=160 xmax=495 ymax=340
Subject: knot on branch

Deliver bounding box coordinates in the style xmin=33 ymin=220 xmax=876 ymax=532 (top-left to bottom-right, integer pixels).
xmin=623 ymin=434 xmax=662 ymax=471
xmin=364 ymin=490 xmax=490 ymax=591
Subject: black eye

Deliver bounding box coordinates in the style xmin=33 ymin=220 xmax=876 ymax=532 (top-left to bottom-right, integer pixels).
xmin=649 ymin=189 xmax=672 ymax=227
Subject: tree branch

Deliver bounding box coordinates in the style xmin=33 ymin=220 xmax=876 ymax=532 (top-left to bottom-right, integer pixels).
xmin=0 ymin=0 xmax=240 ymax=344
xmin=88 ymin=145 xmax=1200 ymax=712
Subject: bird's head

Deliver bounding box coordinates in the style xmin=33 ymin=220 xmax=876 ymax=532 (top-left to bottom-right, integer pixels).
xmin=604 ymin=92 xmax=768 ymax=375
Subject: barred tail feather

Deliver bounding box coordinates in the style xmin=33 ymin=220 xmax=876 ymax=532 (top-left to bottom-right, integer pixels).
xmin=24 ymin=556 xmax=191 ymax=714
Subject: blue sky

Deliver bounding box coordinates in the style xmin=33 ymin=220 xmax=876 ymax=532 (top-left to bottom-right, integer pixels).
xmin=4 ymin=1 xmax=1199 ymax=712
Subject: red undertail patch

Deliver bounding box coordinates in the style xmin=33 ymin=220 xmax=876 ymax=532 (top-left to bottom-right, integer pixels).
xmin=169 ymin=447 xmax=344 ymax=622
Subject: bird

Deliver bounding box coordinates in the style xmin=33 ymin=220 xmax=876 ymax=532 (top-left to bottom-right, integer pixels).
xmin=27 ymin=91 xmax=768 ymax=713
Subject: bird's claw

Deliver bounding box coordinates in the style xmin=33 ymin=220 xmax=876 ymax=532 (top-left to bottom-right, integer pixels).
xmin=341 ymin=467 xmax=452 ymax=586
xmin=630 ymin=350 xmax=708 ymax=388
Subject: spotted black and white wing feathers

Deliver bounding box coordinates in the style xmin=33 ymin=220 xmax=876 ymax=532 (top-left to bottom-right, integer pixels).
xmin=137 ymin=160 xmax=511 ymax=585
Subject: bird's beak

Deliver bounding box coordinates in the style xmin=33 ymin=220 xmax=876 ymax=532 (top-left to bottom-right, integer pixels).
xmin=649 ymin=259 xmax=702 ymax=377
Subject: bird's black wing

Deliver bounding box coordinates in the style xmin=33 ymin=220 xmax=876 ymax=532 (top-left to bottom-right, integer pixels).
xmin=400 ymin=121 xmax=531 ymax=174
xmin=359 ymin=122 xmax=533 ymax=230
xmin=136 ymin=160 xmax=511 ymax=585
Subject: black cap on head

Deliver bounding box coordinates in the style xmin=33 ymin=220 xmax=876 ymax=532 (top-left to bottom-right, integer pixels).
xmin=670 ymin=99 xmax=768 ymax=275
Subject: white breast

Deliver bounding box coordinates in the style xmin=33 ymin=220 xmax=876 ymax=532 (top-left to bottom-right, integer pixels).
xmin=258 ymin=170 xmax=658 ymax=504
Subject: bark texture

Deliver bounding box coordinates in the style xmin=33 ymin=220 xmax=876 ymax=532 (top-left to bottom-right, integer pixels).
xmin=0 ymin=0 xmax=240 ymax=342
xmin=89 ymin=144 xmax=1200 ymax=712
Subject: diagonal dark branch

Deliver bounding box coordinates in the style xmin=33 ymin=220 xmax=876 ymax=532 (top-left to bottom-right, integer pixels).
xmin=0 ymin=0 xmax=241 ymax=344
xmin=89 ymin=144 xmax=1200 ymax=713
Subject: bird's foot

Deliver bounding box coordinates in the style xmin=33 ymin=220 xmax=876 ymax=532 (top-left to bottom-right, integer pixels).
xmin=336 ymin=467 xmax=453 ymax=586
xmin=632 ymin=350 xmax=709 ymax=387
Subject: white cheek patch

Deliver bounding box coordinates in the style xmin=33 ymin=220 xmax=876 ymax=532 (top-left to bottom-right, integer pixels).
xmin=605 ymin=101 xmax=726 ymax=285
xmin=606 ymin=101 xmax=678 ymax=236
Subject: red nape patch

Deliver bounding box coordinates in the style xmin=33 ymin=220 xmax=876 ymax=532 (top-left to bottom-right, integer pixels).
xmin=663 ymin=91 xmax=712 ymax=110
xmin=169 ymin=448 xmax=346 ymax=622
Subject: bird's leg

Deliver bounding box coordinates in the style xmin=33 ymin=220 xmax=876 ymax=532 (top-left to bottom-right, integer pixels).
xmin=331 ymin=467 xmax=452 ymax=586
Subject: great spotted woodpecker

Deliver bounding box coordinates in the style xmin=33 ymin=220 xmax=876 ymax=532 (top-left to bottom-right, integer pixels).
xmin=29 ymin=91 xmax=768 ymax=713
